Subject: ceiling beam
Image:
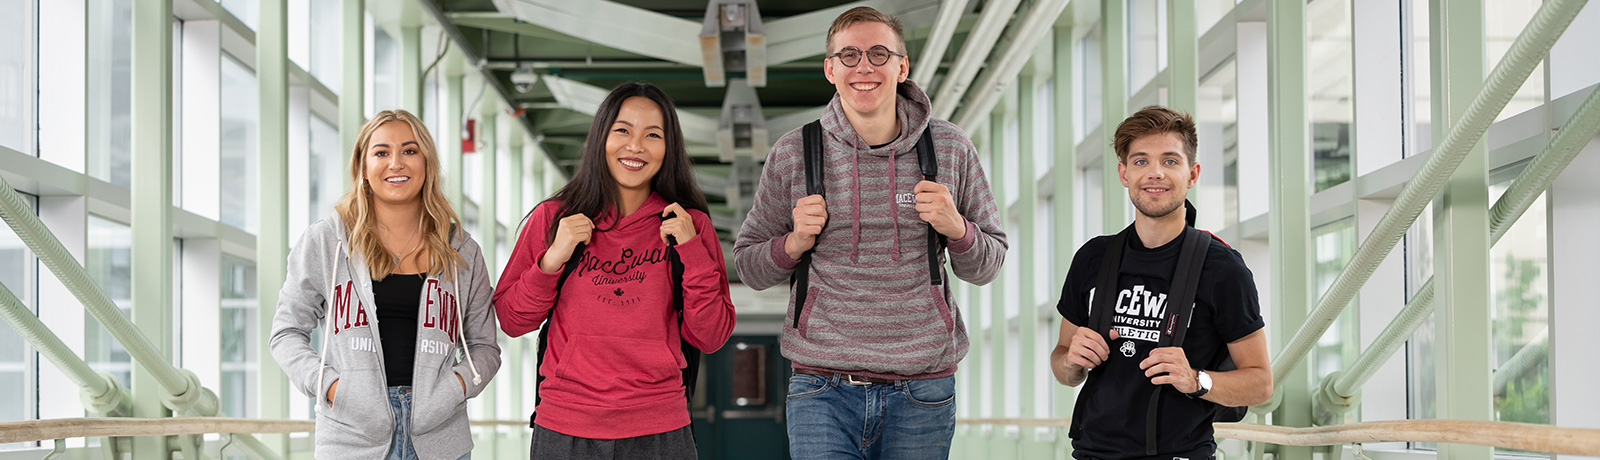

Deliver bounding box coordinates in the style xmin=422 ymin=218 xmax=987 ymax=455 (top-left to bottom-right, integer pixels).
xmin=909 ymin=0 xmax=971 ymax=85
xmin=929 ymin=0 xmax=1022 ymax=119
xmin=950 ymin=0 xmax=1072 ymax=129
xmin=763 ymin=0 xmax=942 ymax=66
xmin=491 ymin=0 xmax=704 ymax=66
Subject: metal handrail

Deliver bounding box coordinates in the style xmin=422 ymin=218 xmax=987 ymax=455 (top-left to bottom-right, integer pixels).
xmin=0 ymin=174 xmax=280 ymax=459
xmin=953 ymin=418 xmax=1600 ymax=455
xmin=1267 ymin=0 xmax=1588 ymax=389
xmin=1321 ymin=82 xmax=1600 ymax=407
xmin=0 ymin=280 xmax=130 ymax=417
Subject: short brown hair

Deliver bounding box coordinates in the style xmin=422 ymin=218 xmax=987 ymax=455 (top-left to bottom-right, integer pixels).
xmin=1113 ymin=105 xmax=1198 ymax=164
xmin=825 ymin=7 xmax=907 ymax=54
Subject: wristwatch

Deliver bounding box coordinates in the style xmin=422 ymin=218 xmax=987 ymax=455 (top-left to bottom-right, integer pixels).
xmin=1186 ymin=370 xmax=1212 ymax=399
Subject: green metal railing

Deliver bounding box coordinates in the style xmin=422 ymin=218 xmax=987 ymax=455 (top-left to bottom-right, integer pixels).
xmin=0 ymin=171 xmax=279 ymax=459
xmin=1264 ymin=0 xmax=1589 ymax=404
xmin=1316 ymin=83 xmax=1600 ymax=415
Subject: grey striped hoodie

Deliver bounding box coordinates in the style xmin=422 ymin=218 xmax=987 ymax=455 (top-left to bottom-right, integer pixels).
xmin=733 ymin=80 xmax=1007 ymax=378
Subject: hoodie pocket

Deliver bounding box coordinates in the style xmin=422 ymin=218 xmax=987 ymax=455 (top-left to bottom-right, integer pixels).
xmin=319 ymin=368 xmax=391 ymax=443
xmin=410 ymin=369 xmax=467 ymax=434
xmin=795 ymin=286 xmax=819 ymax=338
xmin=929 ymin=285 xmax=955 ymax=335
xmin=552 ymin=334 xmax=680 ymax=396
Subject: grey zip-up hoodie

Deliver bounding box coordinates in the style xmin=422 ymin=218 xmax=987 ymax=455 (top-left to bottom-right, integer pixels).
xmin=733 ymin=81 xmax=1007 ymax=378
xmin=270 ymin=211 xmax=501 ymax=459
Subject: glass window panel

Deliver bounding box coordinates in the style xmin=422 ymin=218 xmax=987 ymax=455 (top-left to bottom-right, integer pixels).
xmin=0 ymin=0 xmax=36 ymax=155
xmin=221 ymin=56 xmax=259 ymax=233
xmin=1310 ymin=219 xmax=1359 ymax=423
xmin=1034 ymin=199 xmax=1053 ymax=304
xmin=220 ymin=255 xmax=258 ymax=418
xmin=1076 ymin=26 xmax=1102 ymax=140
xmin=85 ymin=216 xmax=133 ymax=390
xmin=1197 ymin=0 xmax=1237 ymax=35
xmin=0 ymin=193 xmax=37 ymax=449
xmin=1199 ymin=60 xmax=1239 ymax=227
xmin=372 ymin=26 xmax=398 ymax=112
xmin=220 ymin=0 xmax=258 ymax=31
xmin=1308 ymin=0 xmax=1353 ymax=192
xmin=1003 ymin=217 xmax=1020 ymax=320
xmin=1034 ymin=80 xmax=1054 ymax=177
xmin=308 ymin=0 xmax=340 ymax=89
xmin=1488 ymin=181 xmax=1549 ymax=455
xmin=309 ymin=115 xmax=342 ymax=223
xmin=1127 ymin=0 xmax=1165 ymax=94
xmin=1487 ymin=0 xmax=1545 ymax=122
xmin=1003 ymin=116 xmax=1020 ymax=205
xmin=88 ymin=0 xmax=133 ymax=188
xmin=1407 ymin=0 xmax=1433 ymax=155
xmin=1405 ymin=203 xmax=1435 ymax=450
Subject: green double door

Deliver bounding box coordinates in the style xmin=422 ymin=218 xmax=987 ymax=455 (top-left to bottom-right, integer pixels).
xmin=690 ymin=334 xmax=791 ymax=460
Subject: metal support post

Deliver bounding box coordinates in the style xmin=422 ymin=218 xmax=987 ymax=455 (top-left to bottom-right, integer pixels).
xmin=1100 ymin=0 xmax=1128 ymax=233
xmin=400 ymin=26 xmax=423 ymax=116
xmin=340 ymin=0 xmax=366 ymax=160
xmin=1049 ymin=26 xmax=1079 ymax=450
xmin=257 ymin=0 xmax=292 ymax=455
xmin=1266 ymin=1 xmax=1314 ymax=459
xmin=130 ymin=0 xmax=174 ymax=456
xmin=1432 ymin=1 xmax=1493 ymax=457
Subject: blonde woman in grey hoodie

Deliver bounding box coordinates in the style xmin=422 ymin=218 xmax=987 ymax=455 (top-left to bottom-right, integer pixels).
xmin=270 ymin=109 xmax=501 ymax=459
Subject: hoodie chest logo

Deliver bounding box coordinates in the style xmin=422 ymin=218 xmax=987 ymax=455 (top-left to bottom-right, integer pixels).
xmin=421 ymin=279 xmax=461 ymax=344
xmin=896 ymin=192 xmax=916 ymax=208
xmin=330 ymin=280 xmax=370 ymax=335
xmin=573 ymin=247 xmax=668 ymax=287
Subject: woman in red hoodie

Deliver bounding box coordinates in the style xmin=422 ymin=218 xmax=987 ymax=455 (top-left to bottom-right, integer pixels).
xmin=494 ymin=82 xmax=736 ymax=459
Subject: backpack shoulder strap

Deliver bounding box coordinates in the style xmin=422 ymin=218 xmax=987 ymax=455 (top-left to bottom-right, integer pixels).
xmin=791 ymin=120 xmax=825 ymax=329
xmin=533 ymin=242 xmax=586 ymax=427
xmin=1143 ymin=226 xmax=1211 ymax=455
xmin=1090 ymin=225 xmax=1133 ymax=336
xmin=662 ymin=213 xmax=700 ymax=403
xmin=915 ymin=126 xmax=945 ymax=287
xmin=1159 ymin=228 xmax=1211 ymax=348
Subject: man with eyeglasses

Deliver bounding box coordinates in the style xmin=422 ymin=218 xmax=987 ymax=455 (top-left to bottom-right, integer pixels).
xmin=734 ymin=6 xmax=1007 ymax=460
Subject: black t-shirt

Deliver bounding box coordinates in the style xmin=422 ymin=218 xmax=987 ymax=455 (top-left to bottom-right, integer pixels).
xmin=1056 ymin=228 xmax=1263 ymax=460
xmin=375 ymin=273 xmax=426 ymax=387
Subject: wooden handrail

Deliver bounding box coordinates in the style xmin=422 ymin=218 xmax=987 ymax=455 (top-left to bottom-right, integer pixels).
xmin=954 ymin=418 xmax=1600 ymax=455
xmin=0 ymin=418 xmax=314 ymax=444
xmin=0 ymin=418 xmax=539 ymax=445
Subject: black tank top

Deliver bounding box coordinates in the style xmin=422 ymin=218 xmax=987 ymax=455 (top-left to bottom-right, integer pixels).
xmin=374 ymin=273 xmax=425 ymax=387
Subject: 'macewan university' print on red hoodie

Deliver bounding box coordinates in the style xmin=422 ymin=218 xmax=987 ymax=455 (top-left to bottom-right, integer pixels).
xmin=494 ymin=193 xmax=735 ymax=439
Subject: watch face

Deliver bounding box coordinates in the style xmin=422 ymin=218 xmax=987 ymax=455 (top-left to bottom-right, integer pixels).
xmin=1198 ymin=371 xmax=1212 ymax=390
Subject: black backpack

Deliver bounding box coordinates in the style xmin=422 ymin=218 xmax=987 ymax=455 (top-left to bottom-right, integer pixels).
xmin=528 ymin=212 xmax=700 ymax=428
xmin=1069 ymin=218 xmax=1246 ymax=456
xmin=790 ymin=121 xmax=944 ymax=328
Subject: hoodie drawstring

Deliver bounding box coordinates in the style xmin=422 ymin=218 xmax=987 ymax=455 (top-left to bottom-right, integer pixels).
xmin=888 ymin=148 xmax=900 ymax=261
xmin=455 ymin=265 xmax=483 ymax=386
xmin=850 ymin=136 xmax=861 ymax=263
xmin=314 ymin=241 xmax=344 ymax=414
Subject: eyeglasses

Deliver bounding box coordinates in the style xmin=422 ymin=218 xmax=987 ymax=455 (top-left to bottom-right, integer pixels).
xmin=828 ymin=45 xmax=905 ymax=67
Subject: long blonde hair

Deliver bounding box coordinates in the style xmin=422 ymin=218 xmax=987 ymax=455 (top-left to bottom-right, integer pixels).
xmin=334 ymin=109 xmax=464 ymax=281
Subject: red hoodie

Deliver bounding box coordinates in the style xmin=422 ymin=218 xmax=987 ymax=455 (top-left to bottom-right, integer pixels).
xmin=494 ymin=193 xmax=735 ymax=439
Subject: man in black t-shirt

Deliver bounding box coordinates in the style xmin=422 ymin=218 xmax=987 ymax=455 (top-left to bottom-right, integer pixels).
xmin=1049 ymin=106 xmax=1272 ymax=460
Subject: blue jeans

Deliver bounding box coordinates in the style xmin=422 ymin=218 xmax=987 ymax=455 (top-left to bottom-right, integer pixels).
xmin=386 ymin=386 xmax=471 ymax=460
xmin=785 ymin=373 xmax=957 ymax=460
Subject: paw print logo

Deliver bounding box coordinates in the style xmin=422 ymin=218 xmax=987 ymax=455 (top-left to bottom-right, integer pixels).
xmin=613 ymin=288 xmax=625 ymax=297
xmin=1119 ymin=340 xmax=1137 ymax=358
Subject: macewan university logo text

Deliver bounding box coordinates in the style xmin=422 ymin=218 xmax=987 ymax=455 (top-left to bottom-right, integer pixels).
xmin=330 ymin=279 xmax=462 ymax=342
xmin=1089 ymin=284 xmax=1174 ymax=344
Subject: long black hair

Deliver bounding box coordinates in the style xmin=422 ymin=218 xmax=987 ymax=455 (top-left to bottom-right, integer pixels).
xmin=540 ymin=82 xmax=709 ymax=244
